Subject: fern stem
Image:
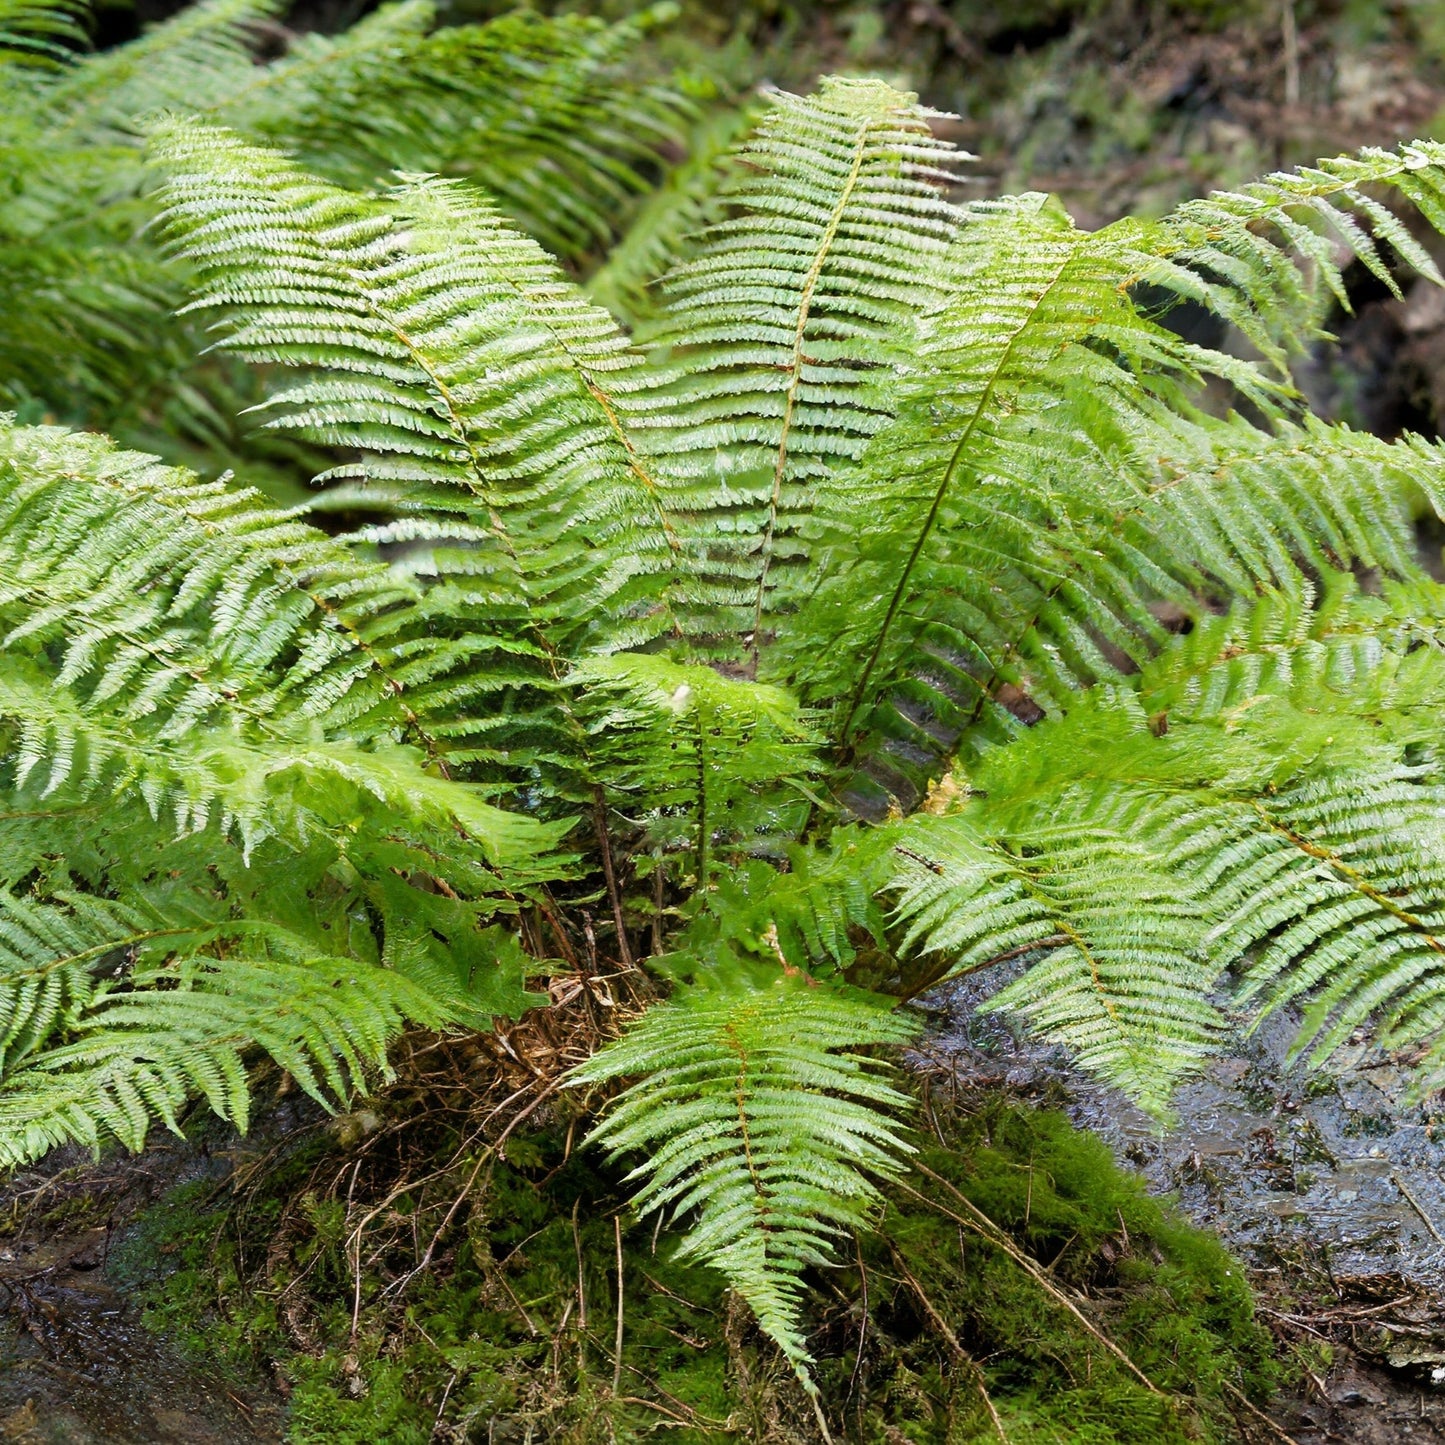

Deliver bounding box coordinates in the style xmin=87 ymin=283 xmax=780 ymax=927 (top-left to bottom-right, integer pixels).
xmin=579 ymin=370 xmax=683 ymax=560
xmin=0 ymin=925 xmax=198 ymax=994
xmin=723 ymin=1020 xmax=766 ymax=1213
xmin=651 ymin=854 xmax=665 ymax=957
xmin=591 ymin=785 xmax=634 ymax=968
xmin=693 ymin=707 xmax=709 ymax=887
xmin=1250 ymin=801 xmax=1445 ymax=952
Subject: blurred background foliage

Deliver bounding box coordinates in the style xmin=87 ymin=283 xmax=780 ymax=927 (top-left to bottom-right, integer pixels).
xmin=19 ymin=0 xmax=1445 ymax=485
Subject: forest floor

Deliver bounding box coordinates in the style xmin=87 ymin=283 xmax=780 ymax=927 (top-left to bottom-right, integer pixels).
xmin=8 ymin=999 xmax=1445 ymax=1439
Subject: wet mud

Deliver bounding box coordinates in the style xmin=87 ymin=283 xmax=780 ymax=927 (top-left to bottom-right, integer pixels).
xmin=0 ymin=1218 xmax=283 ymax=1445
xmin=918 ymin=969 xmax=1445 ymax=1443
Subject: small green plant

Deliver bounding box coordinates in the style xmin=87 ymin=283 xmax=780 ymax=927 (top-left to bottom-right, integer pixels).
xmin=6 ymin=1 xmax=1445 ymax=1392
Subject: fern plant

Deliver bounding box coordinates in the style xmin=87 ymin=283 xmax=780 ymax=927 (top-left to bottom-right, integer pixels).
xmin=0 ymin=0 xmax=692 ymax=490
xmin=9 ymin=32 xmax=1445 ymax=1393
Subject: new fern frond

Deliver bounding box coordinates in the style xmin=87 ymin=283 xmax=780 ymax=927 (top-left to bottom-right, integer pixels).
xmin=635 ymin=77 xmax=966 ymax=650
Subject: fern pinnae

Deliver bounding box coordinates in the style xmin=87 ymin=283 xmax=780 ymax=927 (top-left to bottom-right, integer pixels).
xmin=573 ymin=980 xmax=918 ymax=1376
xmin=829 ymin=222 xmax=1100 ymax=749
xmin=0 ymin=0 xmax=87 ymax=70
xmin=155 ymin=124 xmax=682 ymax=644
xmin=748 ymin=105 xmax=876 ymax=658
xmin=635 ymin=77 xmax=965 ymax=649
xmin=1149 ymin=139 xmax=1445 ymax=366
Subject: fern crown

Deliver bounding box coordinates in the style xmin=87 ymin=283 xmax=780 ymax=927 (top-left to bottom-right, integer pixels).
xmin=8 ymin=1 xmax=1445 ymax=1374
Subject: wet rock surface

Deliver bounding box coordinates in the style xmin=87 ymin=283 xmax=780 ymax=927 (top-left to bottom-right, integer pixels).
xmin=917 ymin=968 xmax=1445 ymax=1442
xmin=0 ymin=1202 xmax=284 ymax=1439
xmin=0 ymin=1231 xmax=281 ymax=1443
xmin=0 ymin=1145 xmax=287 ymax=1444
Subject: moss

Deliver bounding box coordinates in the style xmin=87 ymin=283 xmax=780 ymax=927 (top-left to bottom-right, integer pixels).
xmin=117 ymin=1097 xmax=1278 ymax=1441
xmin=811 ymin=1101 xmax=1278 ymax=1443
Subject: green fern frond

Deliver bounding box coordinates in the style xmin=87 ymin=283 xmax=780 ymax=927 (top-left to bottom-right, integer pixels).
xmin=43 ymin=0 xmax=277 ymax=146
xmin=572 ymin=977 xmax=917 ymax=1373
xmin=1152 ymin=139 xmax=1445 ymax=368
xmin=632 ymin=77 xmax=967 ymax=650
xmin=212 ymin=5 xmax=690 ymax=256
xmin=0 ymin=419 xmax=563 ymax=864
xmin=891 ymin=813 xmax=1222 ymax=1115
xmin=152 ymin=120 xmax=678 ymax=651
xmin=0 ymin=0 xmax=693 ymax=481
xmin=0 ymin=0 xmax=86 ymax=70
xmin=786 ymin=154 xmax=1445 ymax=800
xmin=0 ymin=949 xmax=452 ymax=1166
xmin=891 ymin=574 xmax=1445 ymax=1105
xmin=0 ymin=776 xmax=554 ymax=1161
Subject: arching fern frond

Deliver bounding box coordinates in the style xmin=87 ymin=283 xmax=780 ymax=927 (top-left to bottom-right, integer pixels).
xmin=0 ymin=946 xmax=453 ymax=1166
xmin=632 ymin=77 xmax=966 ymax=651
xmin=152 ymin=120 xmax=678 ymax=653
xmin=0 ymin=418 xmax=564 ymax=857
xmin=784 ymin=197 xmax=1274 ymax=788
xmin=786 ymin=156 xmax=1445 ymax=802
xmin=1151 ymin=139 xmax=1445 ymax=369
xmin=0 ymin=416 xmax=573 ymax=1164
xmin=890 ymin=574 xmax=1445 ymax=1107
xmin=572 ymin=977 xmax=917 ymax=1376
xmin=212 ymin=4 xmax=690 ymax=257
xmin=892 ymin=814 xmax=1221 ymax=1114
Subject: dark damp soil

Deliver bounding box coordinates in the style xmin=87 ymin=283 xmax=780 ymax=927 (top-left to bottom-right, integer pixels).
xmin=0 ymin=1228 xmax=284 ymax=1444
xmin=917 ymin=968 xmax=1445 ymax=1444
xmin=0 ymin=1135 xmax=295 ymax=1444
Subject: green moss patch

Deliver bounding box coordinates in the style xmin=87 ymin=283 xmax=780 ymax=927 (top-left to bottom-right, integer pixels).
xmin=113 ymin=1097 xmax=1278 ymax=1441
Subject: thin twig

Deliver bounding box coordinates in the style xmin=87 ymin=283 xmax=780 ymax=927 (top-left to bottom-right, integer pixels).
xmin=612 ymin=1215 xmax=625 ymax=1397
xmin=847 ymin=1232 xmax=869 ymax=1405
xmin=1223 ymin=1379 xmax=1302 ymax=1445
xmin=1393 ymin=1173 xmax=1445 ymax=1246
xmin=899 ymin=1168 xmax=1163 ymax=1397
xmin=887 ymin=1243 xmax=1008 ymax=1441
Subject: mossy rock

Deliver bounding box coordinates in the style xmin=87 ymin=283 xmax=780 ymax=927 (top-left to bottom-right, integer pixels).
xmin=113 ymin=1097 xmax=1278 ymax=1442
